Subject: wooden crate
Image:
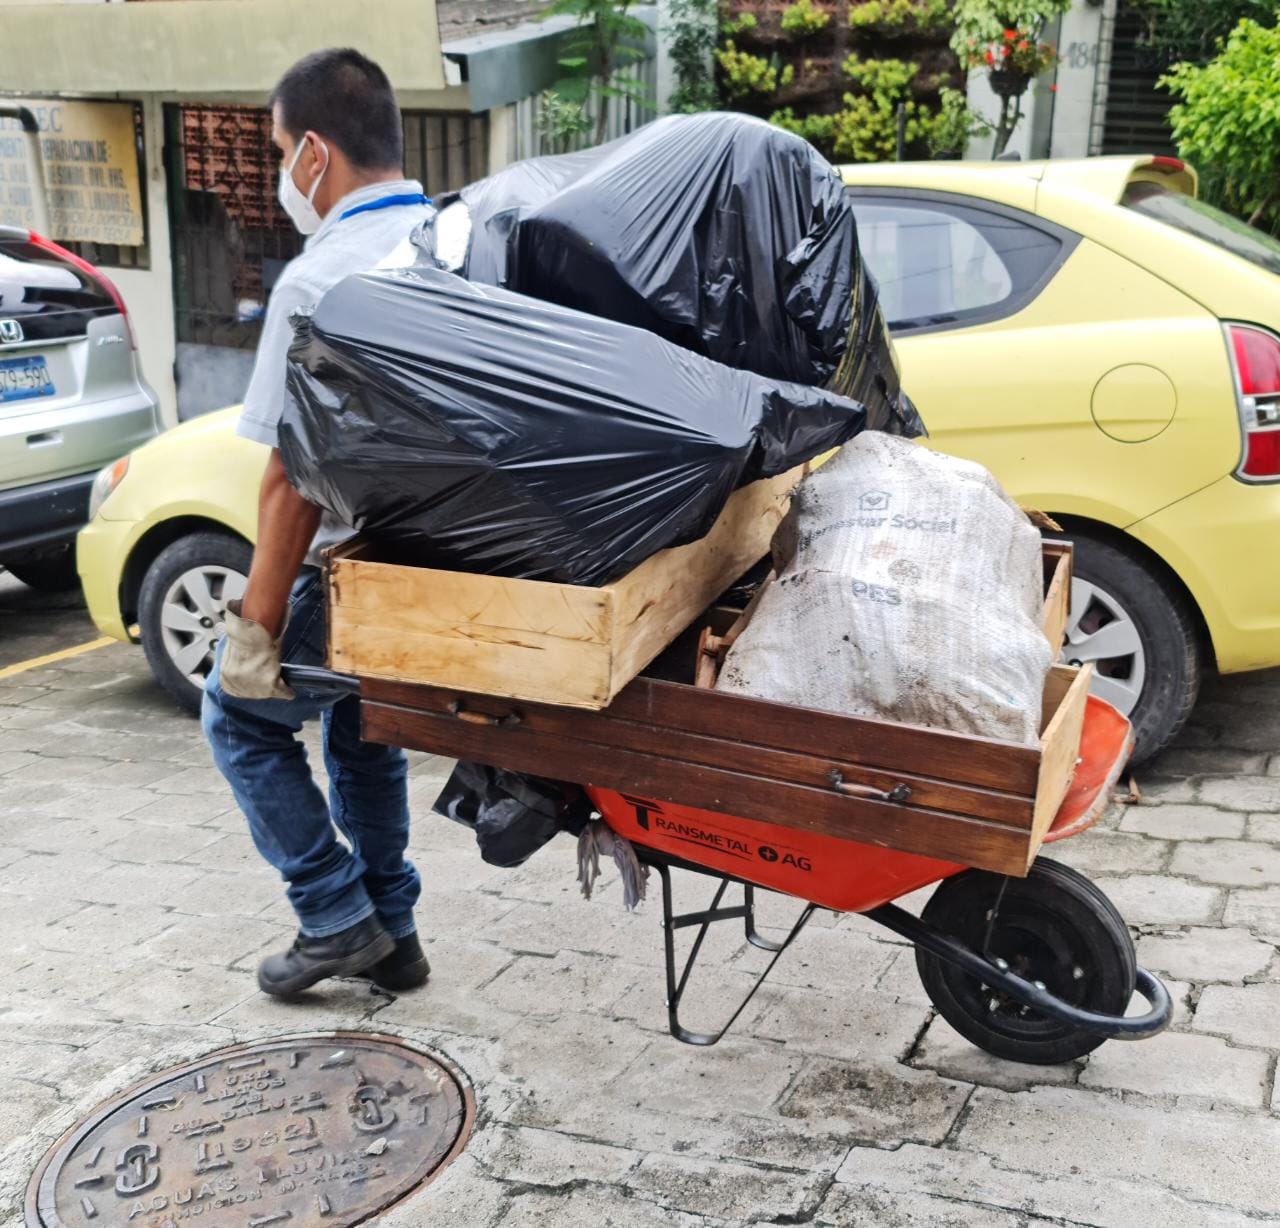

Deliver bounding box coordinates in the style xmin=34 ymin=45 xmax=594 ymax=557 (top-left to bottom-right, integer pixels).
xmin=358 ymin=544 xmax=1094 ymax=876
xmin=325 ymin=467 xmax=803 ymax=710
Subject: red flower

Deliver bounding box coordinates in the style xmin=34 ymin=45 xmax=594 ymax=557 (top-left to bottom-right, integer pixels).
xmin=1003 ymin=28 xmax=1018 ymax=40
xmin=985 ymin=48 xmax=995 ymax=65
xmin=1017 ymin=39 xmax=1029 ymax=50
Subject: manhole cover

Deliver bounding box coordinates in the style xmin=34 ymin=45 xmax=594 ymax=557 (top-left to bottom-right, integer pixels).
xmin=25 ymin=1032 xmax=474 ymax=1228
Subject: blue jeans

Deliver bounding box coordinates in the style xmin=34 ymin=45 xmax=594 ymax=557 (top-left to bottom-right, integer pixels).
xmin=202 ymin=568 xmax=420 ymax=939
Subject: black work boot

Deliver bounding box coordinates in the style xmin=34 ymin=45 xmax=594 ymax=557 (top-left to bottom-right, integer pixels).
xmin=258 ymin=914 xmax=395 ymax=996
xmin=361 ymin=933 xmax=431 ymax=992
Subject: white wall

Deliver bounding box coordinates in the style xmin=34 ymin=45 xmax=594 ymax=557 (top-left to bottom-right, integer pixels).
xmin=1050 ymin=0 xmax=1112 ymax=157
xmin=107 ymin=95 xmax=179 ymax=430
xmin=0 ymin=0 xmax=447 ymax=95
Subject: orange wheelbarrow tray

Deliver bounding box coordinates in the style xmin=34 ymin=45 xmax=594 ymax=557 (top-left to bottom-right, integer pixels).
xmin=284 ymin=664 xmax=1172 ymax=1064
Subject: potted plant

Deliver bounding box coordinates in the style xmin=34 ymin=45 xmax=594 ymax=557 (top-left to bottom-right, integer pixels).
xmin=951 ymin=0 xmax=1070 ymax=155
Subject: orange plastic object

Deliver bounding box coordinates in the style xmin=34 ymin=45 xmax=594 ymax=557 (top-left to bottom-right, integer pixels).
xmin=1041 ymin=693 xmax=1135 ymax=845
xmin=590 ymin=695 xmax=1132 ymax=914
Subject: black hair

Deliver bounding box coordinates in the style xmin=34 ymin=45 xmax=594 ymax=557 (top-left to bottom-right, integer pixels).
xmin=270 ymin=48 xmax=403 ymax=171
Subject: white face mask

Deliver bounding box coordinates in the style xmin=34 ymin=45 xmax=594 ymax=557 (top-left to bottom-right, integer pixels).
xmin=278 ymin=137 xmax=328 ymax=235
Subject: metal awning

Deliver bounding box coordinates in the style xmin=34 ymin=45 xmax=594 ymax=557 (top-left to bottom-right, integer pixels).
xmin=442 ymin=5 xmax=656 ymax=113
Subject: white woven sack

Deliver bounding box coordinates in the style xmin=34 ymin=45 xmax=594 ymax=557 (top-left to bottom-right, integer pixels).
xmin=717 ymin=433 xmax=1052 ymax=744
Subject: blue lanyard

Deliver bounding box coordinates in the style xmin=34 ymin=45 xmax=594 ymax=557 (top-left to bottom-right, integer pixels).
xmin=337 ymin=192 xmax=431 ymax=222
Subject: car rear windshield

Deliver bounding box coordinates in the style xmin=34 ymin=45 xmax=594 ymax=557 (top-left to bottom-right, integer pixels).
xmin=1123 ymin=181 xmax=1280 ymax=276
xmin=0 ymin=237 xmax=114 ymax=318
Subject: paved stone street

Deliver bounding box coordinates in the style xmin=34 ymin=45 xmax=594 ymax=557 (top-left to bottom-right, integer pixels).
xmin=1 ymin=627 xmax=1278 ymax=1225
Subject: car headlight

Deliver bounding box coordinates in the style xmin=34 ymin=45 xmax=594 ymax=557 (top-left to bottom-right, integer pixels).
xmin=88 ymin=455 xmax=130 ymax=521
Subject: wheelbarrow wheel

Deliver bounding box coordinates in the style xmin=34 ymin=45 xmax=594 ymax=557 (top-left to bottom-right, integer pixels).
xmin=915 ymin=856 xmax=1136 ymax=1065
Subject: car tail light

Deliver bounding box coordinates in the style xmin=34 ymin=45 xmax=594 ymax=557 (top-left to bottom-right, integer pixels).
xmin=26 ymin=229 xmax=136 ymax=350
xmin=1226 ymin=323 xmax=1280 ymax=481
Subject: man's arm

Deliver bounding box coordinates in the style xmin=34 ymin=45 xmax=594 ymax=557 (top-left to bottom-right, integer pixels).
xmin=239 ymin=448 xmax=322 ymax=638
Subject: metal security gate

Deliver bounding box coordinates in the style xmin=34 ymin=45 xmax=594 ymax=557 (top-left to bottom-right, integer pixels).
xmin=165 ymin=104 xmax=299 ymax=351
xmin=165 ymin=103 xmax=487 ymax=418
xmin=1095 ymin=1 xmax=1176 ymax=156
xmin=404 ymin=111 xmax=488 ymax=198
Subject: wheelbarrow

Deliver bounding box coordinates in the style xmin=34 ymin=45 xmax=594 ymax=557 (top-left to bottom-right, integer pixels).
xmin=287 ymin=659 xmax=1173 ymax=1067
xmin=586 ymin=692 xmax=1170 ymax=1062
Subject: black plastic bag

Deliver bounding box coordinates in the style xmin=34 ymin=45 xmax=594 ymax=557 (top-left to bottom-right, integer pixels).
xmin=279 ymin=265 xmax=867 ymax=584
xmin=421 ymin=144 xmax=602 ymax=284
xmin=434 ymin=761 xmax=593 ymax=868
xmin=417 ymin=113 xmax=922 ymax=437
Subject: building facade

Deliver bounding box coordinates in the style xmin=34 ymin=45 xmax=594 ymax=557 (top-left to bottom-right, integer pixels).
xmin=0 ymin=0 xmax=656 ymax=425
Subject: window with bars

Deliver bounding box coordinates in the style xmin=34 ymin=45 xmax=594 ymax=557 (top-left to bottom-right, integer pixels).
xmin=165 ymin=103 xmax=488 ymax=351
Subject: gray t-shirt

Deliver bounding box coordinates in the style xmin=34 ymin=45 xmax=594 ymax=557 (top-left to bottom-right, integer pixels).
xmin=238 ymin=179 xmax=433 ymax=566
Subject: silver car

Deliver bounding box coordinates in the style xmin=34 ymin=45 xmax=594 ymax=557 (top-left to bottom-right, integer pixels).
xmin=0 ymin=225 xmax=160 ymax=589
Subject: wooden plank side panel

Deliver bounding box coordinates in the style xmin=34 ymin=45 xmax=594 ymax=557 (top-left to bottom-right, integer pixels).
xmin=362 ymin=671 xmax=1043 ymax=797
xmin=1041 ymin=544 xmax=1073 ymax=652
xmin=327 ymin=551 xmax=618 ymax=704
xmin=361 ymin=676 xmax=1036 ymax=828
xmin=605 ymin=679 xmax=1045 ymax=796
xmin=332 ymin=609 xmax=616 ymax=709
xmin=1031 ymin=663 xmax=1092 ymax=843
xmin=1031 ymin=663 xmax=1093 ymax=849
xmin=362 ymin=700 xmax=1038 ymax=875
xmin=1037 ymin=663 xmax=1079 ymax=733
xmin=609 ymin=467 xmax=803 ymax=688
xmin=329 ymin=555 xmax=614 ymax=642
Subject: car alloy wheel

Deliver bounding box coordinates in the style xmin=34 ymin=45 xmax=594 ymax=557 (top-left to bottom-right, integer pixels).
xmin=1061 ymin=576 xmax=1146 ymax=717
xmin=158 ymin=564 xmax=246 ymax=688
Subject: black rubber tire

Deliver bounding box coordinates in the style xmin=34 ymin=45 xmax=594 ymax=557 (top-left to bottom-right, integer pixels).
xmin=5 ymin=546 xmax=80 ymax=592
xmin=138 ymin=531 xmax=252 ymax=716
xmin=915 ymin=857 xmax=1136 ymax=1065
xmin=1056 ymin=531 xmax=1200 ymax=766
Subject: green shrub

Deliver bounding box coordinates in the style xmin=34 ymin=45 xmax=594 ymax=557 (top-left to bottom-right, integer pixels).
xmin=1163 ymin=18 xmax=1280 ymax=225
xmin=831 ymin=94 xmax=934 ymax=160
xmin=927 ymin=86 xmax=991 ymax=155
xmin=848 ymin=0 xmax=952 ymax=36
xmin=842 ymin=53 xmax=918 ymax=97
xmin=770 ymin=106 xmax=838 ymax=143
xmin=781 ymin=0 xmax=832 ymax=36
xmin=717 ymin=41 xmax=795 ymax=97
xmin=1133 ymin=0 xmax=1274 ymax=62
xmin=666 ymin=0 xmax=719 ymax=112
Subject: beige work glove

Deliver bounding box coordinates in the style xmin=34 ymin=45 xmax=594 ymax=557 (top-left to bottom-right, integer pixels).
xmin=219 ymin=600 xmax=295 ymax=701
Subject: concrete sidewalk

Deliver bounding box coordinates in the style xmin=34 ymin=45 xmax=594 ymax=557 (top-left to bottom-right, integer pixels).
xmin=1 ymin=643 xmax=1277 ymax=1225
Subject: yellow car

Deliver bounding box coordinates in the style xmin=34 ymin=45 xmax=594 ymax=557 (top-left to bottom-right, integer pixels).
xmin=78 ymin=406 xmax=265 ymax=710
xmin=79 ymin=155 xmax=1280 ymax=762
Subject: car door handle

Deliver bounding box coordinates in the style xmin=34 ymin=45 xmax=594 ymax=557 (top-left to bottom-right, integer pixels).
xmin=26 ymin=431 xmax=61 ymax=448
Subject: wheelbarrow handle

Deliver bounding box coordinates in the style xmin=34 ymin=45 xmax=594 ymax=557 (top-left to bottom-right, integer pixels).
xmin=279 ymin=664 xmax=362 ymax=696
xmin=867 ymin=901 xmax=1174 ymax=1040
xmin=1113 ymin=968 xmax=1175 ymax=1040
xmin=448 ymin=700 xmax=522 ymax=728
xmin=828 ymin=769 xmax=912 ymax=805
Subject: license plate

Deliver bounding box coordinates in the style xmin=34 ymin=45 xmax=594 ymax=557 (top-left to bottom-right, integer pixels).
xmin=0 ymin=354 xmax=55 ymax=403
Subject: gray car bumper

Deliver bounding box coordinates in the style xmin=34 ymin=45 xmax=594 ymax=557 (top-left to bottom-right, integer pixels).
xmin=0 ymin=470 xmax=96 ymax=558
